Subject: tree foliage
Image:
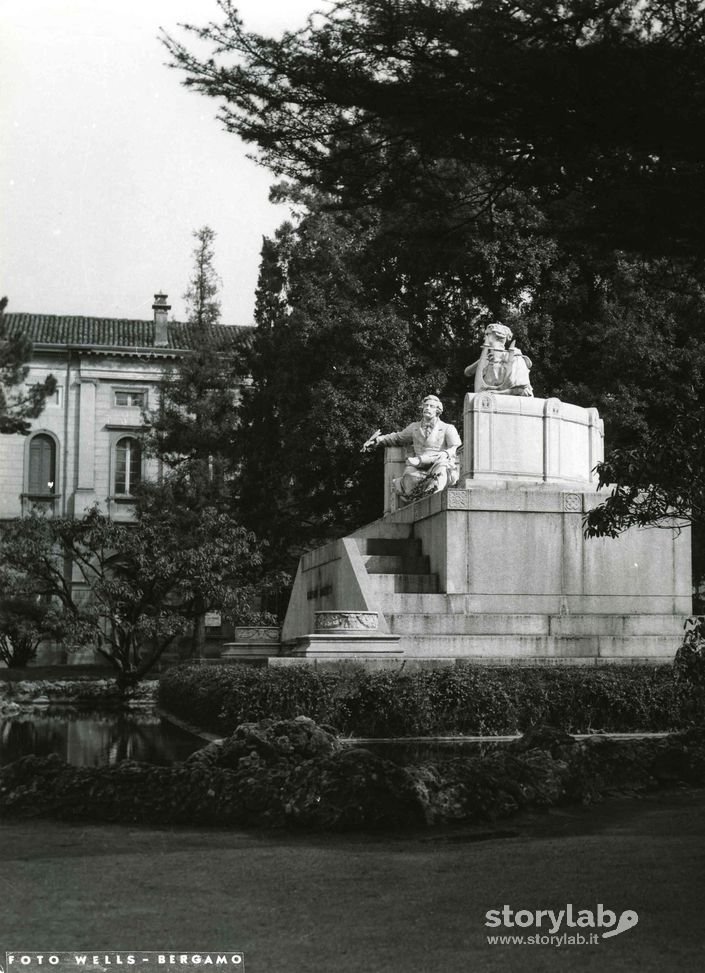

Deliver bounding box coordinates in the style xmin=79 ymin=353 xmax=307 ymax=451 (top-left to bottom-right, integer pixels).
xmin=0 ymin=509 xmax=265 ymax=688
xmin=0 ymin=596 xmax=65 ymax=668
xmin=142 ymin=342 xmax=245 ymax=498
xmin=140 ymin=337 xmax=283 ymax=637
xmin=584 ymin=405 xmax=705 ymax=537
xmin=164 ymin=0 xmax=705 ymax=548
xmin=0 ymin=296 xmax=57 ymax=434
xmin=164 ymin=0 xmax=705 ymax=260
xmin=183 ymin=225 xmax=222 ymax=327
xmin=239 ymin=202 xmax=444 ymax=568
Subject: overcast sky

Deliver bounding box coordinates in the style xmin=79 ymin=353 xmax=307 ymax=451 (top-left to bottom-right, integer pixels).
xmin=1 ymin=0 xmax=327 ymax=326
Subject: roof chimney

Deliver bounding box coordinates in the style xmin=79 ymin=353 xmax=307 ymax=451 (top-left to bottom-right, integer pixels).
xmin=152 ymin=293 xmax=170 ymax=346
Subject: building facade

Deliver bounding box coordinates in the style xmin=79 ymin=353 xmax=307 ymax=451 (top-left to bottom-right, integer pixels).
xmin=1 ymin=295 xmax=246 ymax=524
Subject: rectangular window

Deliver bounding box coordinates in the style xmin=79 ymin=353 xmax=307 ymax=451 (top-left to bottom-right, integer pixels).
xmin=114 ymin=389 xmax=146 ymax=408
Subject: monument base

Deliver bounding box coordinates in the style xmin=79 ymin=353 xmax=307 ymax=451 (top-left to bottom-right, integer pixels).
xmin=280 ymin=395 xmax=691 ymax=665
xmin=221 ymin=625 xmax=281 ymax=661
xmin=275 ymin=632 xmax=403 ymax=661
xmin=282 ymin=492 xmax=690 ymax=665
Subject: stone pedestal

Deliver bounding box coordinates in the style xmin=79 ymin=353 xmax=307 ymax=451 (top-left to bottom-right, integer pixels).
xmin=462 ymin=392 xmax=603 ymax=485
xmin=281 ymin=394 xmax=690 ymax=666
xmin=222 ymin=626 xmax=281 ymax=661
xmin=277 ymin=610 xmax=402 ymax=661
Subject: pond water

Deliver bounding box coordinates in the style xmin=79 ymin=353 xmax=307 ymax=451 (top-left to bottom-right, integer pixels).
xmin=0 ymin=707 xmax=206 ymax=767
xmin=346 ymin=738 xmax=511 ymax=765
xmin=0 ymin=708 xmax=515 ymax=769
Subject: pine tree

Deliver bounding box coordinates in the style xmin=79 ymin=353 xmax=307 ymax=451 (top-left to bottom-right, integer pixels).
xmin=183 ymin=226 xmax=222 ymax=327
xmin=139 ymin=336 xmax=278 ymax=651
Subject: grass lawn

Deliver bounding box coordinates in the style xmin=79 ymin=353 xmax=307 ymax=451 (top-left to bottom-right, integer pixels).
xmin=1 ymin=788 xmax=704 ymax=973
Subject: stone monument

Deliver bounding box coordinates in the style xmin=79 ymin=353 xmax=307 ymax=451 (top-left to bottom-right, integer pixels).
xmin=464 ymin=322 xmax=533 ymax=396
xmin=363 ymin=394 xmax=461 ymax=503
xmin=276 ymin=329 xmax=690 ymax=665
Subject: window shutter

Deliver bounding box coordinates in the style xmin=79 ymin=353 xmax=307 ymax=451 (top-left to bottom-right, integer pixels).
xmin=28 ymin=435 xmax=56 ymax=495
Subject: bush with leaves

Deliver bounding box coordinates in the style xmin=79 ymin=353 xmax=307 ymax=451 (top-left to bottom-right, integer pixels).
xmin=674 ymin=617 xmax=705 ymax=696
xmin=0 ymin=508 xmax=266 ymax=689
xmin=0 ymin=596 xmax=65 ymax=668
xmin=159 ymin=661 xmax=699 ymax=738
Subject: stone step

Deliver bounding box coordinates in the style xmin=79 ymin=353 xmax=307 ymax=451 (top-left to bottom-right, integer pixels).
xmin=355 ymin=537 xmax=423 ymax=557
xmin=387 ymin=613 xmax=549 ymax=636
xmin=385 ymin=610 xmax=686 ymax=637
xmin=275 ymin=633 xmax=403 ymax=660
xmin=362 ymin=554 xmax=431 ymax=575
xmin=395 ymin=633 xmax=682 ymax=660
xmin=352 ymin=522 xmax=413 ymax=542
xmin=379 ymin=593 xmax=466 ymax=613
xmin=366 ymin=573 xmax=440 ymax=594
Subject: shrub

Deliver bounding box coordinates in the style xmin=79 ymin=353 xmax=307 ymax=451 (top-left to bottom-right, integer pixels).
xmin=3 ymin=720 xmax=705 ymax=831
xmin=158 ymin=661 xmax=702 ymax=737
xmin=674 ymin=617 xmax=705 ymax=693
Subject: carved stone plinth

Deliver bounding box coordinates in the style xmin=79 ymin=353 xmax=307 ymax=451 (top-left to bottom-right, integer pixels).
xmin=276 ymin=632 xmax=402 ymax=661
xmin=234 ymin=626 xmax=281 ymax=643
xmin=222 ymin=626 xmax=282 ymax=661
xmin=315 ymin=611 xmax=379 ymax=632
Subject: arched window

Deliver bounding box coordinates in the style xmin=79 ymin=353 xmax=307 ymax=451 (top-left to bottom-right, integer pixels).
xmin=27 ymin=434 xmax=56 ymax=496
xmin=114 ymin=437 xmax=142 ymax=495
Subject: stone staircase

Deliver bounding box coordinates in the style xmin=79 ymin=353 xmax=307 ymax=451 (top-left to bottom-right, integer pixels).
xmin=355 ymin=535 xmax=457 ymax=656
xmin=357 ymin=536 xmax=439 ymax=595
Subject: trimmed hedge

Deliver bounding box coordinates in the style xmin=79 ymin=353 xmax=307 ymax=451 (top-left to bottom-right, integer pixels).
xmin=157 ymin=662 xmax=704 ymax=737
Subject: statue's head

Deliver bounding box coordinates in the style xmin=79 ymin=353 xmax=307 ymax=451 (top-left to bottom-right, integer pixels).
xmin=421 ymin=395 xmax=443 ymax=419
xmin=485 ymin=322 xmax=513 ymax=347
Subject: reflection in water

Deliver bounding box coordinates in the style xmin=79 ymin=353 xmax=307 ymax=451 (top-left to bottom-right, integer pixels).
xmin=346 ymin=739 xmax=502 ymax=765
xmin=0 ymin=708 xmax=204 ymax=767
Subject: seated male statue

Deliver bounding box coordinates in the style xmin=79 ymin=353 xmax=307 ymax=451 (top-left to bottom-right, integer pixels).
xmin=364 ymin=395 xmax=461 ymax=503
xmin=464 ymin=322 xmax=533 ymax=396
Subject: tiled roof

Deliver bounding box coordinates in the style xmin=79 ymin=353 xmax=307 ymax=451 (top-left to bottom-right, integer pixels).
xmin=2 ymin=313 xmax=249 ymax=352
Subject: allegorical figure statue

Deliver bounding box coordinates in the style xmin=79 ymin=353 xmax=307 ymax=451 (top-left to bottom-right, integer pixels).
xmin=464 ymin=322 xmax=533 ymax=396
xmin=363 ymin=395 xmax=461 ymax=503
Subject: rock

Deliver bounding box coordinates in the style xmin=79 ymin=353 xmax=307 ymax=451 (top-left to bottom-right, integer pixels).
xmin=197 ymin=717 xmax=341 ymax=770
xmin=511 ymin=725 xmax=576 ymax=758
xmin=184 ymin=740 xmax=225 ymax=767
xmin=287 ymin=747 xmax=427 ymax=830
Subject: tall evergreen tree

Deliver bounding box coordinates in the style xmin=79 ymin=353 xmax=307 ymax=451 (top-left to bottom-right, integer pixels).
xmin=140 ymin=336 xmax=279 ymax=647
xmin=183 ymin=226 xmax=222 ymax=327
xmin=240 ymin=201 xmax=445 ymax=572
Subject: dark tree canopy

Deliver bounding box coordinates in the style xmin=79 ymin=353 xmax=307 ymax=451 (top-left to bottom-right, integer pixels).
xmin=164 ymin=0 xmax=705 ymax=260
xmin=164 ymin=0 xmax=705 ymax=547
xmin=239 ymin=202 xmax=443 ymax=569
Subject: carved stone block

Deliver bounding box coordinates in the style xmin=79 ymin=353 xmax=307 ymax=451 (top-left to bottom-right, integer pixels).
xmin=315 ymin=611 xmax=379 ymax=632
xmin=562 ymin=493 xmax=582 ymax=513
